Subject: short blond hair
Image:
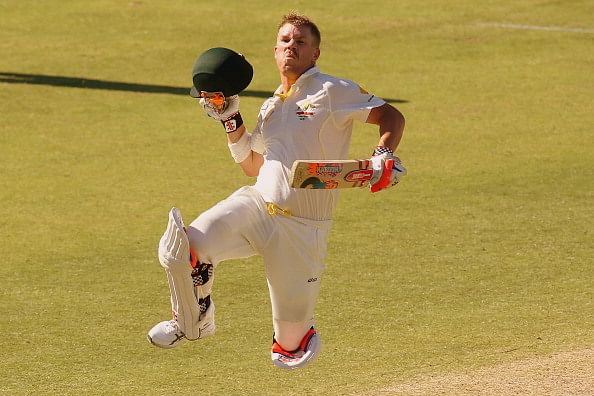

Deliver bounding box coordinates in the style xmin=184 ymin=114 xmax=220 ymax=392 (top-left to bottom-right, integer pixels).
xmin=278 ymin=12 xmax=321 ymax=47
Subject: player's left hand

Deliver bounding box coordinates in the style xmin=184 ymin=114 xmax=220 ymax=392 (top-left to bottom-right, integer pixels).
xmin=369 ymin=152 xmax=407 ymax=193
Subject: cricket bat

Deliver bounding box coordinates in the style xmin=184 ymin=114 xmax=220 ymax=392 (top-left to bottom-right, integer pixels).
xmin=288 ymin=159 xmax=385 ymax=190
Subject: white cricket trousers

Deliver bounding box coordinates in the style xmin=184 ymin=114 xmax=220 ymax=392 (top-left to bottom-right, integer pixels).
xmin=186 ymin=186 xmax=332 ymax=349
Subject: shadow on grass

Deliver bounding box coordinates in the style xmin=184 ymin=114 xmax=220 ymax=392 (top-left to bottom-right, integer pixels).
xmin=0 ymin=72 xmax=409 ymax=103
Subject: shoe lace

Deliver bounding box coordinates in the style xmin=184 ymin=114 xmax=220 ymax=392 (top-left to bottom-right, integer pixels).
xmin=165 ymin=320 xmax=183 ymax=335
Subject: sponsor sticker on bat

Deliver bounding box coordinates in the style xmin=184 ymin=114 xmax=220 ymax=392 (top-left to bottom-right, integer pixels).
xmin=307 ymin=163 xmax=343 ymax=177
xmin=345 ymin=169 xmax=373 ymax=182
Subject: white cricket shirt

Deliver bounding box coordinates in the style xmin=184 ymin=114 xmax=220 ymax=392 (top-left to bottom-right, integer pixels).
xmin=251 ymin=67 xmax=385 ymax=220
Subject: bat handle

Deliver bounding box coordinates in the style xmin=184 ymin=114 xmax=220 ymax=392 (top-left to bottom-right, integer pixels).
xmin=370 ymin=158 xmax=394 ymax=193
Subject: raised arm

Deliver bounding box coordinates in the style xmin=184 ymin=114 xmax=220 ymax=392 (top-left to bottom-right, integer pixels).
xmin=199 ymin=94 xmax=264 ymax=177
xmin=227 ymin=125 xmax=264 ymax=177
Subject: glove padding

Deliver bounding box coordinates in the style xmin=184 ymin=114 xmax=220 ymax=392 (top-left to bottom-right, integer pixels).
xmin=199 ymin=94 xmax=240 ymax=122
xmin=369 ymin=153 xmax=407 ymax=193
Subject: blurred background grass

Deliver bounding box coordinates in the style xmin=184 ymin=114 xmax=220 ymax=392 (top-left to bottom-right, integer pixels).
xmin=1 ymin=1 xmax=592 ymax=394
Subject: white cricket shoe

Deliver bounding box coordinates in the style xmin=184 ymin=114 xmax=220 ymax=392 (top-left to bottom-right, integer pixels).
xmin=271 ymin=327 xmax=321 ymax=369
xmin=147 ymin=302 xmax=216 ymax=348
xmin=147 ymin=319 xmax=187 ymax=349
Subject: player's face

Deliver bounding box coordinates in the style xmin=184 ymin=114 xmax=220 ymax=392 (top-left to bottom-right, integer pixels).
xmin=275 ymin=23 xmax=320 ymax=80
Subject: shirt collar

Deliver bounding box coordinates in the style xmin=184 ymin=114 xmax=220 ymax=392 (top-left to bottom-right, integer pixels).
xmin=274 ymin=66 xmax=320 ymax=100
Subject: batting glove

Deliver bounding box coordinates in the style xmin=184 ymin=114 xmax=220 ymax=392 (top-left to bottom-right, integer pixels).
xmin=369 ymin=148 xmax=407 ymax=193
xmin=199 ymin=94 xmax=243 ymax=133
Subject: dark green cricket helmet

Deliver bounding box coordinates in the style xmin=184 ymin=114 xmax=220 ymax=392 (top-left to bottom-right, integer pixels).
xmin=189 ymin=47 xmax=253 ymax=98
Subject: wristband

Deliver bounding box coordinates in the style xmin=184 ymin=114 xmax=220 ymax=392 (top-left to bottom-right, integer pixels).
xmin=372 ymin=146 xmax=394 ymax=156
xmin=221 ymin=112 xmax=244 ymax=133
xmin=228 ymin=131 xmax=252 ymax=163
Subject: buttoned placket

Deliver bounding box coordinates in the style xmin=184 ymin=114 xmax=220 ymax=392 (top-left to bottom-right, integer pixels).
xmin=273 ymin=67 xmax=319 ymax=121
xmin=280 ymin=85 xmax=300 ymax=123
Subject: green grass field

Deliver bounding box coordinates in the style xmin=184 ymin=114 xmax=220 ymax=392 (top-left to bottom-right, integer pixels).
xmin=1 ymin=1 xmax=593 ymax=394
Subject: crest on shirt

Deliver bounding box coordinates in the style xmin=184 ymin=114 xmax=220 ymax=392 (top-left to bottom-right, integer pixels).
xmin=296 ymin=101 xmax=316 ymax=120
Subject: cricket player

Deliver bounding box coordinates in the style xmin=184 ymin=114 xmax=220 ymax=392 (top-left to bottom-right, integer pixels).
xmin=148 ymin=12 xmax=406 ymax=369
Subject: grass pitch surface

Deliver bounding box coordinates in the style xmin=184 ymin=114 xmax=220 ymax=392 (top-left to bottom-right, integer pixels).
xmin=1 ymin=1 xmax=592 ymax=395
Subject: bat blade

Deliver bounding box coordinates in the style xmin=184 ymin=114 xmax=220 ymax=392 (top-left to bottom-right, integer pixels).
xmin=290 ymin=160 xmax=373 ymax=189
